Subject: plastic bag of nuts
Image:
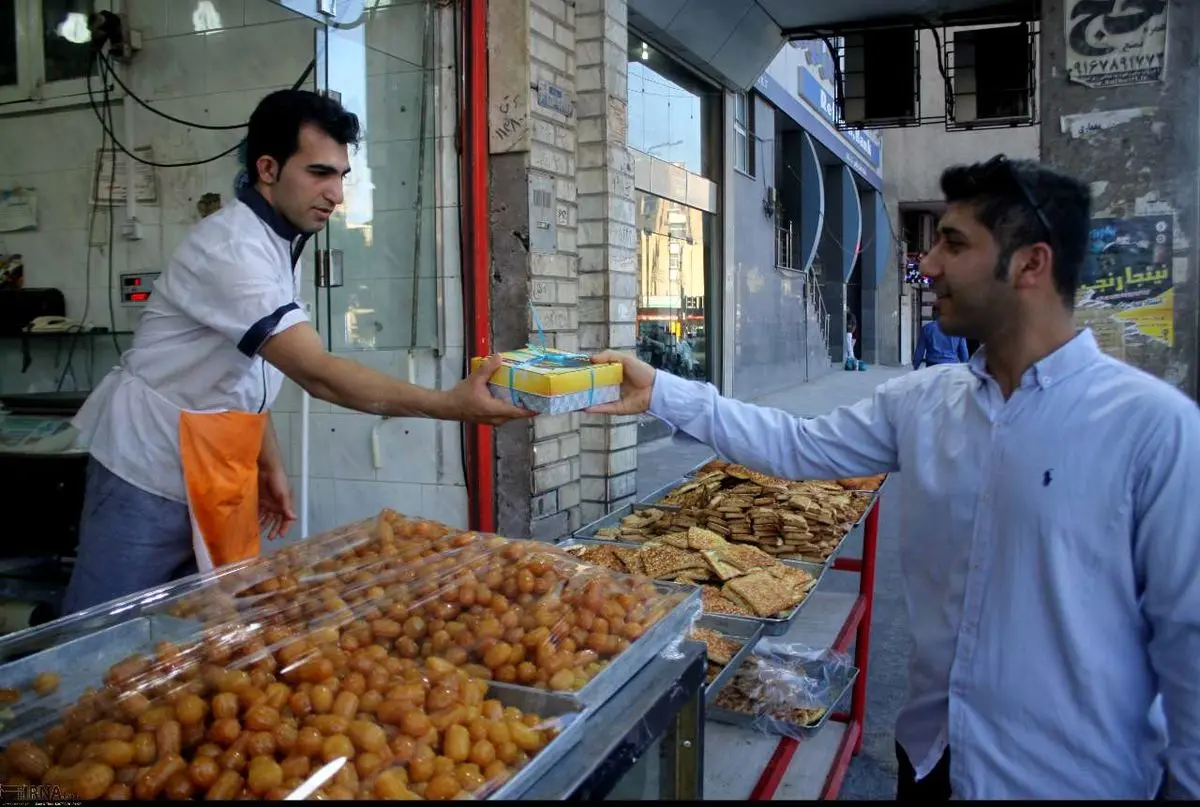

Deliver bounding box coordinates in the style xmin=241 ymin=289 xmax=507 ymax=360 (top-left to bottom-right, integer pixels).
xmin=0 ymin=508 xmax=696 ymax=800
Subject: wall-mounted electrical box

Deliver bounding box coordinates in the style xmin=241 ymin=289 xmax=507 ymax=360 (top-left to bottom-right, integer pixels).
xmin=119 ymin=272 xmax=160 ymax=305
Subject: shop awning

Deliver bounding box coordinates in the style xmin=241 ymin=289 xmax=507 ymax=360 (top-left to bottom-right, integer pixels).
xmin=627 ymin=0 xmax=1029 ymax=91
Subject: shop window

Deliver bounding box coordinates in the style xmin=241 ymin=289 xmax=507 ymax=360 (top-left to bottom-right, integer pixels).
xmin=636 ymin=190 xmax=712 ymax=382
xmin=627 ymin=30 xmax=718 ymax=178
xmin=0 ymin=0 xmax=115 ymax=110
xmin=733 ymin=91 xmax=754 ymax=177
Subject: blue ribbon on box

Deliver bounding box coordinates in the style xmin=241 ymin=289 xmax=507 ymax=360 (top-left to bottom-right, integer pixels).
xmin=504 ymin=303 xmax=597 ymax=406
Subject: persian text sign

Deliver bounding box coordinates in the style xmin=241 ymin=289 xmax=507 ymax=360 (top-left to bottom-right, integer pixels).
xmin=1065 ymin=0 xmax=1168 ymax=88
xmin=1077 ymin=214 xmax=1174 ymax=349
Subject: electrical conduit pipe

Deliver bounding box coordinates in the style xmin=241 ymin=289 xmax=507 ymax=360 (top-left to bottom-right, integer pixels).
xmin=464 ymin=0 xmax=495 ymax=532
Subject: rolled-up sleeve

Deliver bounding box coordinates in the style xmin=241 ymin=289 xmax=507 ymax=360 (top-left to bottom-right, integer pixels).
xmin=1133 ymin=399 xmax=1200 ymax=799
xmin=170 ymin=238 xmax=307 ymax=357
xmin=648 ymin=371 xmax=903 ymax=482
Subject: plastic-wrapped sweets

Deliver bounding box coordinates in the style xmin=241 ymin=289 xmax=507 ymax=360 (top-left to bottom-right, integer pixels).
xmin=713 ymin=641 xmax=859 ymax=740
xmin=0 ymin=509 xmax=697 ymax=800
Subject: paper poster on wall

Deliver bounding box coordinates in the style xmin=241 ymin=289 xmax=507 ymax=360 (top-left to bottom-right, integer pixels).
xmin=1076 ymin=214 xmax=1174 ymax=351
xmin=0 ymin=187 xmax=37 ymax=232
xmin=94 ymin=146 xmax=158 ymax=205
xmin=1065 ymin=0 xmax=1168 ymax=88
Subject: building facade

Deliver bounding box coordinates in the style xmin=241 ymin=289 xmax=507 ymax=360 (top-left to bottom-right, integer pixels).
xmin=880 ymin=26 xmax=1041 ymax=363
xmin=731 ymin=42 xmax=898 ymax=401
xmin=1042 ymin=0 xmax=1197 ymax=396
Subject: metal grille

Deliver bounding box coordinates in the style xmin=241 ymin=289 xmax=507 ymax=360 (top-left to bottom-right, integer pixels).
xmin=945 ymin=22 xmax=1040 ymax=132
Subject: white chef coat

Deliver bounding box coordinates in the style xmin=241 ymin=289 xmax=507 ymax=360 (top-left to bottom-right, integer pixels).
xmin=73 ymin=188 xmax=311 ymax=503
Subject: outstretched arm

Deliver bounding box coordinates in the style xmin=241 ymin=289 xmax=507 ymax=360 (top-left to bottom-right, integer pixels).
xmin=587 ymin=351 xmax=902 ymax=482
xmin=647 ymin=371 xmax=900 ymax=481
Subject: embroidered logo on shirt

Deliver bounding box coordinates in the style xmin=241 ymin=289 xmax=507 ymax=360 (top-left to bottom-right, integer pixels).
xmin=1043 ymin=469 xmax=1053 ymax=487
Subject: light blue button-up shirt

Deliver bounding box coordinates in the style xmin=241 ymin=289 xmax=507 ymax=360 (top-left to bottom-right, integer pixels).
xmin=648 ymin=329 xmax=1200 ymax=799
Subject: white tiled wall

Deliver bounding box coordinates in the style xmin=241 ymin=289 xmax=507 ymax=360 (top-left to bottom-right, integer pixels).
xmin=0 ymin=0 xmax=469 ymax=535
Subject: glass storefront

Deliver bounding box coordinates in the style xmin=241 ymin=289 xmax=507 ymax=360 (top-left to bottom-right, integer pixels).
xmin=628 ymin=32 xmax=720 ymax=384
xmin=627 ymin=32 xmax=718 ymax=179
xmin=635 ymin=191 xmax=712 ymax=381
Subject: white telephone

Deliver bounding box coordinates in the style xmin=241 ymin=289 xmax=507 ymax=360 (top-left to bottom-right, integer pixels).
xmin=26 ymin=316 xmax=79 ymax=333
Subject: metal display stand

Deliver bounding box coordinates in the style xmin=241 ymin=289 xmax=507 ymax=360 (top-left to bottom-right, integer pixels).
xmin=601 ymin=458 xmax=887 ymax=801
xmin=519 ymin=641 xmax=707 ymax=799
xmin=749 ymin=498 xmax=880 ymax=800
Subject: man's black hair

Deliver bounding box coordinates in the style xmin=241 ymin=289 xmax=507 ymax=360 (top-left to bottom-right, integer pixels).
xmin=245 ymin=89 xmax=361 ymax=183
xmin=940 ymin=158 xmax=1092 ymax=308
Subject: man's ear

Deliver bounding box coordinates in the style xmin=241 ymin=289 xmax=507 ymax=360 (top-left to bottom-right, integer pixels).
xmin=255 ymin=155 xmax=280 ymax=185
xmin=1011 ymin=242 xmax=1054 ymax=292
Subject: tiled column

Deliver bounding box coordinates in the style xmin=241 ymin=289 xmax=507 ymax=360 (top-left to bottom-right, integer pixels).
xmin=487 ymin=0 xmax=583 ymax=541
xmin=574 ymin=0 xmax=640 ymax=523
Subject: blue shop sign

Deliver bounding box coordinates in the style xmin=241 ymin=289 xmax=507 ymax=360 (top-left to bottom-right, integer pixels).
xmin=756 ymin=72 xmax=883 ymax=190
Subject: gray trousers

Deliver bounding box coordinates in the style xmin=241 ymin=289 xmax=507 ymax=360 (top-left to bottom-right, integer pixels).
xmin=62 ymin=459 xmax=197 ymax=616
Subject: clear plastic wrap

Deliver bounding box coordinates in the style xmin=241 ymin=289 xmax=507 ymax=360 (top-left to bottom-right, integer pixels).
xmin=711 ymin=641 xmax=859 ymax=739
xmin=0 ymin=509 xmax=699 ymax=801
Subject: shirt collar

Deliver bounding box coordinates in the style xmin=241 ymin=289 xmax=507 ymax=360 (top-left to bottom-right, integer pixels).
xmin=967 ymin=328 xmax=1102 ymax=390
xmin=237 ymin=185 xmax=303 ymax=243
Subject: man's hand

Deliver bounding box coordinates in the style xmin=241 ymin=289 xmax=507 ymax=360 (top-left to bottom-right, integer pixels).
xmin=439 ymin=354 xmax=537 ymax=426
xmin=258 ymin=466 xmax=297 ymax=541
xmin=585 ymin=351 xmax=656 ymax=415
xmin=262 ymin=324 xmax=535 ymax=424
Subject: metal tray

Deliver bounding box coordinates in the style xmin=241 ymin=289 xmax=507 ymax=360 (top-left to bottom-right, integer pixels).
xmin=564 ymin=580 xmax=701 ymax=708
xmin=0 ymin=614 xmax=201 ymax=747
xmin=572 ymin=501 xmax=681 ymax=541
xmin=690 ymin=617 xmax=763 ymax=705
xmin=706 ymin=656 xmax=860 ymax=736
xmin=787 ymin=487 xmax=881 ymax=570
xmin=0 ymin=614 xmax=589 ymax=803
xmin=281 ymin=685 xmax=586 ymax=800
xmin=557 ymin=538 xmax=825 ymax=638
xmin=637 ymin=455 xmax=718 ymax=506
xmin=636 ymin=470 xmax=886 ymax=568
xmin=480 ymin=684 xmax=587 ymax=799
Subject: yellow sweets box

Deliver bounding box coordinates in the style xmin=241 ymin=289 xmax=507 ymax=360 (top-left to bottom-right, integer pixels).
xmin=471 ymin=347 xmax=623 ymax=414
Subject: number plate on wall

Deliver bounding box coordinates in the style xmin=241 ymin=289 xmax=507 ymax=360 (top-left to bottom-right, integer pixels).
xmin=528 ymin=172 xmax=556 ymax=254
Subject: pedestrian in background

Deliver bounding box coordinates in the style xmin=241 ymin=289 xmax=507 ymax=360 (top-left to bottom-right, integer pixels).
xmin=913 ymin=305 xmax=970 ymax=368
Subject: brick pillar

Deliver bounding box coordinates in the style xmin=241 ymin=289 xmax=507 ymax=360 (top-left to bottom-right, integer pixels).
xmin=487 ymin=0 xmax=583 ymax=541
xmin=575 ymin=0 xmax=640 ymax=523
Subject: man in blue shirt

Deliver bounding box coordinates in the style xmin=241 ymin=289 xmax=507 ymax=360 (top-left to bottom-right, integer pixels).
xmin=913 ymin=308 xmax=970 ymax=368
xmin=588 ymin=155 xmax=1200 ymax=800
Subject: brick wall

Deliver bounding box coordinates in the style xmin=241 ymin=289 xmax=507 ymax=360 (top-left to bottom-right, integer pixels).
xmin=486 ymin=0 xmax=639 ymax=539
xmin=574 ymin=0 xmax=640 ymax=524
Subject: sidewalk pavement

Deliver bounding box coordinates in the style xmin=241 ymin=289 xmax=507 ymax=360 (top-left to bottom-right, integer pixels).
xmin=634 ymin=364 xmax=913 ymax=801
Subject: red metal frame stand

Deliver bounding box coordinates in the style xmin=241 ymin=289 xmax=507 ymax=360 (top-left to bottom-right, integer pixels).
xmin=748 ymin=499 xmax=881 ymax=800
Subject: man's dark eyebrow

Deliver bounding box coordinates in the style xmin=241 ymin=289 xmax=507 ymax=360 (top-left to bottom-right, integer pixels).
xmin=307 ymin=162 xmax=351 ymax=177
xmin=937 ymin=224 xmax=967 ymax=240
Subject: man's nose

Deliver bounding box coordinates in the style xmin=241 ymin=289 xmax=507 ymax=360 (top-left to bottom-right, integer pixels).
xmin=326 ymin=180 xmax=345 ymax=206
xmin=920 ymin=253 xmax=942 ymax=278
